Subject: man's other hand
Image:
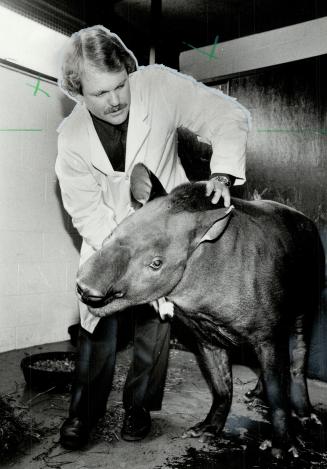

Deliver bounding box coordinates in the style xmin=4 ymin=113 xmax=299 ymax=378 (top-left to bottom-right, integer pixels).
xmin=205 ymin=178 xmax=231 ymax=207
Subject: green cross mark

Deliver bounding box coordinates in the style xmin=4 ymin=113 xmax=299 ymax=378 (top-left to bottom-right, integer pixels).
xmin=183 ymin=35 xmax=220 ymax=61
xmin=26 ymin=78 xmax=50 ymax=97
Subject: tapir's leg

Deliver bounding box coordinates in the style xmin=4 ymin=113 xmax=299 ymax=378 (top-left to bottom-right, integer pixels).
xmin=254 ymin=341 xmax=297 ymax=458
xmin=289 ymin=315 xmax=311 ymax=417
xmin=289 ymin=315 xmax=321 ymax=426
xmin=183 ymin=345 xmax=232 ymax=440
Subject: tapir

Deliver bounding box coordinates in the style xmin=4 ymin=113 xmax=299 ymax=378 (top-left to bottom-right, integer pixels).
xmin=76 ymin=163 xmax=325 ymax=458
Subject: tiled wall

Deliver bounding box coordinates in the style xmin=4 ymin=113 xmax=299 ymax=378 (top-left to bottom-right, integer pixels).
xmin=0 ymin=65 xmax=81 ymax=352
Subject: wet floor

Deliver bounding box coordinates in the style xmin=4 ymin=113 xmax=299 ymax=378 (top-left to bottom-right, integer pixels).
xmin=0 ymin=341 xmax=326 ymax=468
xmin=157 ymin=414 xmax=327 ymax=469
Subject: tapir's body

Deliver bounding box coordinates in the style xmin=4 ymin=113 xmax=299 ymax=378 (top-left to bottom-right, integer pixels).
xmin=168 ymin=197 xmax=318 ymax=349
xmin=77 ymin=164 xmax=325 ymax=458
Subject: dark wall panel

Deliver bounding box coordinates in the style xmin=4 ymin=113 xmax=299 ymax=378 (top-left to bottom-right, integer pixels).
xmin=229 ymin=55 xmax=326 ymax=227
xmin=178 ymin=55 xmax=326 ymax=381
xmin=229 ymin=55 xmax=327 ymax=381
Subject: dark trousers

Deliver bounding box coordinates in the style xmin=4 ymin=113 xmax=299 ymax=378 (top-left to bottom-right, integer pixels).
xmin=69 ymin=305 xmax=171 ymax=425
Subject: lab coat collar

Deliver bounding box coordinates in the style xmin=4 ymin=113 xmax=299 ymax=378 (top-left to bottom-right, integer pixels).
xmin=125 ymin=83 xmax=150 ymax=173
xmin=85 ymin=108 xmax=114 ymax=175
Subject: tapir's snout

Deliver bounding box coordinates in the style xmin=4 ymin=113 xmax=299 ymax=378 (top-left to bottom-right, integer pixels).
xmin=76 ymin=280 xmax=125 ymax=308
xmin=76 ymin=242 xmax=130 ymax=309
xmin=76 ymin=281 xmax=105 ymax=305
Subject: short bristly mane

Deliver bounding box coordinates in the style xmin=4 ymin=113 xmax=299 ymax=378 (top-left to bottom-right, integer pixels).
xmin=168 ymin=182 xmax=224 ymax=213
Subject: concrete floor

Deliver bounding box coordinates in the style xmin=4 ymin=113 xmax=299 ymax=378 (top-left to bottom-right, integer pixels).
xmin=1 ymin=341 xmax=327 ymax=469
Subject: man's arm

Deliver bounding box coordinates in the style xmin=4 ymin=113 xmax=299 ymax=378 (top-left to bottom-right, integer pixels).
xmin=157 ymin=66 xmax=250 ymax=189
xmin=55 ymin=136 xmax=117 ymax=250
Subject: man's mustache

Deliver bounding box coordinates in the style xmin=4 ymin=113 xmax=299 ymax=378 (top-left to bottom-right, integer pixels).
xmin=104 ymin=103 xmax=127 ymax=115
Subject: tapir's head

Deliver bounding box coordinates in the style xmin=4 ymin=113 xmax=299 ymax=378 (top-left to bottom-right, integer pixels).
xmin=76 ymin=164 xmax=232 ymax=317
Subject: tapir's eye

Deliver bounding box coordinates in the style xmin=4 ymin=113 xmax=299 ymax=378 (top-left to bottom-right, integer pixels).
xmin=149 ymin=258 xmax=163 ymax=270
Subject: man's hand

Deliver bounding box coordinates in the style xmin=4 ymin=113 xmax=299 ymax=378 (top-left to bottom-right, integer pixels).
xmin=206 ymin=178 xmax=231 ymax=207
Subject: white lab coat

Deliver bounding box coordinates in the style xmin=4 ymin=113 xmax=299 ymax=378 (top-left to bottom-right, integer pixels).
xmin=55 ymin=64 xmax=250 ymax=332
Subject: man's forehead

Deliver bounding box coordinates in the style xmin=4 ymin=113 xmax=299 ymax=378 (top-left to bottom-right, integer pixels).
xmin=81 ymin=65 xmax=128 ymax=92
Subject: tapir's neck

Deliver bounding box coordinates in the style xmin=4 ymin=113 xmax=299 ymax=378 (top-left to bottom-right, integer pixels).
xmin=165 ymin=212 xmax=242 ymax=314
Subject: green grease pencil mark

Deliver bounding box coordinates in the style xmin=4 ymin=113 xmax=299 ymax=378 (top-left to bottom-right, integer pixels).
xmin=257 ymin=128 xmax=327 ymax=136
xmin=0 ymin=129 xmax=42 ymax=131
xmin=183 ymin=35 xmax=220 ymax=60
xmin=26 ymin=78 xmax=50 ymax=97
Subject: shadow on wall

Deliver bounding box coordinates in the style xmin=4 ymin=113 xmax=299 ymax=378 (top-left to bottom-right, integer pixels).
xmin=177 ymin=127 xmax=211 ymax=181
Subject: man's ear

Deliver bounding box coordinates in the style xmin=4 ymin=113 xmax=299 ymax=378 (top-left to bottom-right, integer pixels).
xmin=191 ymin=206 xmax=234 ymax=250
xmin=130 ymin=163 xmax=167 ymax=209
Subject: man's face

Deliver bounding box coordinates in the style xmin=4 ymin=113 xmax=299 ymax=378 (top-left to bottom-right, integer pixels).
xmin=80 ymin=65 xmax=131 ymax=125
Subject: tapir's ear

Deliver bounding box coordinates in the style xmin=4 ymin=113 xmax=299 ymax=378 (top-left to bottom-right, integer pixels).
xmin=130 ymin=163 xmax=167 ymax=209
xmin=192 ymin=206 xmax=234 ymax=250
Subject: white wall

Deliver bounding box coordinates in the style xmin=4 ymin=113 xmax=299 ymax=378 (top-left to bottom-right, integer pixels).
xmin=180 ymin=17 xmax=327 ymax=82
xmin=0 ymin=64 xmax=80 ymax=352
xmin=0 ymin=5 xmax=68 ymax=78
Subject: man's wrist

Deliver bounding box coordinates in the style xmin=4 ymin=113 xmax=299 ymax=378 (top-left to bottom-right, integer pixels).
xmin=210 ymin=173 xmax=235 ymax=187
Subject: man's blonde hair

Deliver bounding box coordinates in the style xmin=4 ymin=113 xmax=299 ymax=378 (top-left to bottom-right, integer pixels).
xmin=58 ymin=25 xmax=138 ymax=98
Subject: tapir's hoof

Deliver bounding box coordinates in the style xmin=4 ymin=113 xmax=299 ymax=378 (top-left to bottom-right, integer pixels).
xmin=259 ymin=439 xmax=272 ymax=451
xmin=182 ymin=423 xmax=216 ymax=442
xmin=293 ymin=411 xmax=322 ymax=429
xmin=310 ymin=413 xmax=322 ymax=425
xmin=288 ymin=446 xmax=299 ymax=458
xmin=260 ymin=440 xmax=299 ymax=459
xmin=245 ymin=386 xmax=265 ymax=401
xmin=272 ymin=446 xmax=299 ymax=459
xmin=260 ymin=441 xmax=283 ymax=460
xmin=198 ymin=432 xmax=216 ymax=443
xmin=271 ymin=447 xmax=284 ymax=459
xmin=302 ymin=412 xmax=322 ymax=427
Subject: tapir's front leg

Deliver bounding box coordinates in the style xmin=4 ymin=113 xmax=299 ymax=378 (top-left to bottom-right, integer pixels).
xmin=183 ymin=345 xmax=232 ymax=440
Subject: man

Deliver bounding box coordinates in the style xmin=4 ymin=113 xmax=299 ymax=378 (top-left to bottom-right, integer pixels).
xmin=55 ymin=25 xmax=250 ymax=450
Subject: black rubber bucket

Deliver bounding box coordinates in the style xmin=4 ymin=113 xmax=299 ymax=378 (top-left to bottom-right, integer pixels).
xmin=21 ymin=351 xmax=77 ymax=391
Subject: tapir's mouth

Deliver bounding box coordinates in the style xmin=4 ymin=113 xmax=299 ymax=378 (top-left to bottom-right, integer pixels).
xmin=76 ymin=282 xmax=125 ymax=308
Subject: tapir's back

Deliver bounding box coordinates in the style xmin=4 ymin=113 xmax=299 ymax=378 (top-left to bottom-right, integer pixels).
xmin=229 ymin=197 xmax=321 ymax=256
